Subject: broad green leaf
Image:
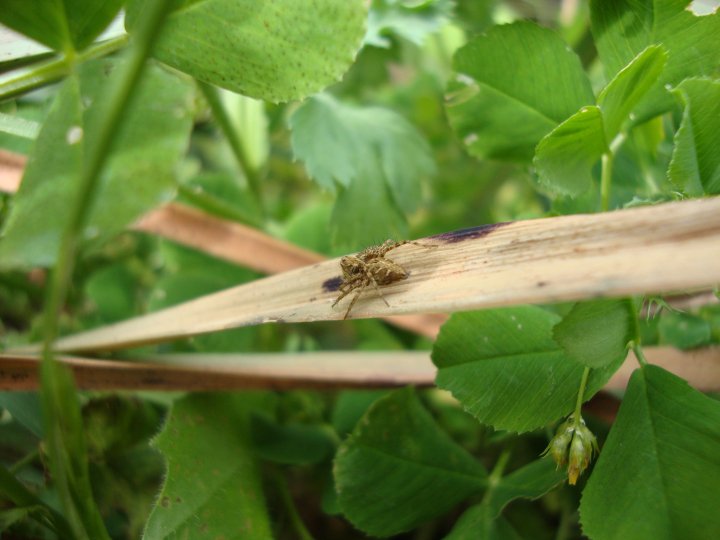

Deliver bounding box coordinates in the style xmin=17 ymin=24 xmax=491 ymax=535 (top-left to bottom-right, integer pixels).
xmin=126 ymin=0 xmax=367 ymax=103
xmin=0 ymin=0 xmax=123 ymax=52
xmin=580 ymin=365 xmax=720 ymax=540
xmin=290 ymin=93 xmax=435 ymax=249
xmin=144 ymin=393 xmax=272 ymax=540
xmin=668 ymin=78 xmax=720 ymax=195
xmin=330 ymin=163 xmax=408 ymax=250
xmin=0 ymin=77 xmax=82 ymax=269
xmin=552 ymin=299 xmax=635 ymax=369
xmin=485 ymin=458 xmax=566 ymax=518
xmin=533 ymin=105 xmax=607 ymax=196
xmin=334 ymin=387 xmax=487 ymax=537
xmin=365 ymin=0 xmax=454 ymax=48
xmin=446 ymin=21 xmax=594 ymax=162
xmin=0 ymin=59 xmax=194 ymax=270
xmin=446 ymin=507 xmax=522 ymax=540
xmin=590 ymin=0 xmax=720 ymax=122
xmin=432 ymin=307 xmax=625 ymax=433
xmin=597 ymin=45 xmax=668 ymax=142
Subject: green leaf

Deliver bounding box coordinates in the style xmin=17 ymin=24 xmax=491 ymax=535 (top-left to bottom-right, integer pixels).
xmin=126 ymin=0 xmax=367 ymax=103
xmin=597 ymin=45 xmax=668 ymax=142
xmin=668 ymin=78 xmax=720 ymax=195
xmin=485 ymin=458 xmax=566 ymax=518
xmin=0 ymin=0 xmax=123 ymax=52
xmin=446 ymin=506 xmax=522 ymax=540
xmin=334 ymin=388 xmax=487 ymax=537
xmin=365 ymin=0 xmax=454 ymax=48
xmin=590 ymin=0 xmax=720 ymax=122
xmin=144 ymin=393 xmax=273 ymax=539
xmin=250 ymin=413 xmax=336 ymax=465
xmin=0 ymin=392 xmax=43 ymax=437
xmin=533 ymin=105 xmax=607 ymax=196
xmin=290 ymin=93 xmax=435 ymax=249
xmin=658 ymin=311 xmax=712 ymax=349
xmin=446 ymin=21 xmax=594 ymax=162
xmin=552 ymin=299 xmax=635 ymax=369
xmin=0 ymin=59 xmax=194 ymax=270
xmin=432 ymin=307 xmax=625 ymax=433
xmin=580 ymin=365 xmax=720 ymax=540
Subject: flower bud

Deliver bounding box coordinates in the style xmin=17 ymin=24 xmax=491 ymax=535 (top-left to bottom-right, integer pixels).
xmin=543 ymin=414 xmax=599 ymax=485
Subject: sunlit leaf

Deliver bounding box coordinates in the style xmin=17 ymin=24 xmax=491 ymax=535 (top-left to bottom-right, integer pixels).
xmin=597 ymin=45 xmax=668 ymax=141
xmin=126 ymin=0 xmax=367 ymax=103
xmin=446 ymin=21 xmax=593 ymax=162
xmin=668 ymin=78 xmax=720 ymax=195
xmin=533 ymin=105 xmax=607 ymax=196
xmin=0 ymin=59 xmax=194 ymax=270
xmin=590 ymin=0 xmax=720 ymax=122
xmin=290 ymin=93 xmax=435 ymax=250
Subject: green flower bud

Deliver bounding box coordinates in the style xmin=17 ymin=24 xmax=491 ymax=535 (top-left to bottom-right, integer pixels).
xmin=543 ymin=414 xmax=599 ymax=485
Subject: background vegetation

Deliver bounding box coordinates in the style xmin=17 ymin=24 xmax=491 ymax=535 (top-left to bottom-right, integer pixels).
xmin=0 ymin=0 xmax=719 ymax=538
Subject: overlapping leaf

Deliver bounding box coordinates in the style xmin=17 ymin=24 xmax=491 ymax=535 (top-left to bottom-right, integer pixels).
xmin=580 ymin=365 xmax=720 ymax=539
xmin=334 ymin=388 xmax=487 ymax=537
xmin=432 ymin=307 xmax=625 ymax=432
xmin=0 ymin=0 xmax=123 ymax=52
xmin=445 ymin=21 xmax=593 ymax=162
xmin=668 ymin=78 xmax=720 ymax=195
xmin=0 ymin=59 xmax=194 ymax=270
xmin=590 ymin=0 xmax=720 ymax=122
xmin=290 ymin=93 xmax=435 ymax=249
xmin=126 ymin=0 xmax=367 ymax=103
xmin=144 ymin=393 xmax=273 ymax=539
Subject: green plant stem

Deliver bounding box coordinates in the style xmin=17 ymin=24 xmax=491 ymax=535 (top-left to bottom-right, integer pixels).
xmin=198 ymin=81 xmax=264 ymax=216
xmin=572 ymin=367 xmax=591 ymax=423
xmin=272 ymin=469 xmax=315 ymax=540
xmin=9 ymin=448 xmax=40 ymax=474
xmin=600 ymin=134 xmax=625 ymax=212
xmin=38 ymin=1 xmax=174 ymax=539
xmin=487 ymin=448 xmax=512 ymax=488
xmin=632 ymin=342 xmax=649 ymax=367
xmin=177 ymin=183 xmax=264 ymax=228
xmin=0 ymin=34 xmax=128 ymax=102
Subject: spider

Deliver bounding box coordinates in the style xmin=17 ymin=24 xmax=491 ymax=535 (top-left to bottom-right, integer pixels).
xmin=331 ymin=239 xmax=433 ymax=320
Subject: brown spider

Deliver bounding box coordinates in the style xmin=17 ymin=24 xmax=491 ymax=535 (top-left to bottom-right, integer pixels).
xmin=331 ymin=239 xmax=433 ymax=320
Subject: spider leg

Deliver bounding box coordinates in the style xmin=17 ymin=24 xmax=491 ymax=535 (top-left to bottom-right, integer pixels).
xmin=364 ymin=269 xmax=390 ymax=307
xmin=383 ymin=239 xmax=436 ymax=255
xmin=331 ymin=281 xmax=356 ymax=308
xmin=343 ymin=283 xmax=367 ymax=320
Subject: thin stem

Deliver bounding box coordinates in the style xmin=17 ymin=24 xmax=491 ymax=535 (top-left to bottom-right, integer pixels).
xmin=9 ymin=448 xmax=40 ymax=474
xmin=488 ymin=448 xmax=512 ymax=487
xmin=573 ymin=367 xmax=591 ymax=422
xmin=0 ymin=35 xmax=128 ymax=102
xmin=198 ymin=81 xmax=264 ymax=216
xmin=632 ymin=342 xmax=649 ymax=367
xmin=600 ymin=134 xmax=626 ymax=212
xmin=39 ymin=1 xmax=174 ymax=538
xmin=272 ymin=469 xmax=315 ymax=540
